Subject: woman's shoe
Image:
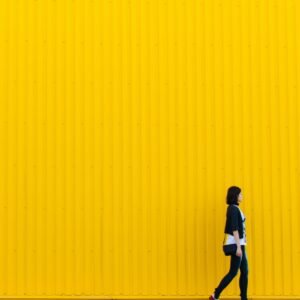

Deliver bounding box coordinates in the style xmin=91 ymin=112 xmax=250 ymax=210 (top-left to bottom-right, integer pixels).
xmin=209 ymin=295 xmax=218 ymax=300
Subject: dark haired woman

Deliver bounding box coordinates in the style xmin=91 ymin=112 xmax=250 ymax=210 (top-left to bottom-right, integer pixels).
xmin=209 ymin=186 xmax=248 ymax=300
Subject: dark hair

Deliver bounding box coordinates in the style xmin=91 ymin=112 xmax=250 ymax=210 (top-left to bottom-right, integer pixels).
xmin=226 ymin=186 xmax=241 ymax=205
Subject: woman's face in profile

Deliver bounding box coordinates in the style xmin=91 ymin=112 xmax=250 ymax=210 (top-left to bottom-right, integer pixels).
xmin=238 ymin=192 xmax=243 ymax=203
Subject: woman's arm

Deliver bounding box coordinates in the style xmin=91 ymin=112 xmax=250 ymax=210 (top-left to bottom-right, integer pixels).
xmin=233 ymin=230 xmax=242 ymax=257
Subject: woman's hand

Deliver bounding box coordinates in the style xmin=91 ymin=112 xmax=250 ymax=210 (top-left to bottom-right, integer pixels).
xmin=236 ymin=246 xmax=242 ymax=257
xmin=233 ymin=230 xmax=242 ymax=257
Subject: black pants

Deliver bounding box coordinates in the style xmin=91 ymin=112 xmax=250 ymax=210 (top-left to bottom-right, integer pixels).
xmin=214 ymin=245 xmax=248 ymax=300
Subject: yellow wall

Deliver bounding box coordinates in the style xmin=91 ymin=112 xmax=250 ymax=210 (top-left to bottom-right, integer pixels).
xmin=0 ymin=0 xmax=300 ymax=298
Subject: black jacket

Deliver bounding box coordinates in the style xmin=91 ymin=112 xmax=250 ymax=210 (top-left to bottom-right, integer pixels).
xmin=224 ymin=204 xmax=244 ymax=239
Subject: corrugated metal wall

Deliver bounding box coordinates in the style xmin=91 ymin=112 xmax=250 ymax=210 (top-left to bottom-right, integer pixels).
xmin=0 ymin=0 xmax=300 ymax=298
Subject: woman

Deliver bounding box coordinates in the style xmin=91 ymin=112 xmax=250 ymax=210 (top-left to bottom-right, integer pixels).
xmin=209 ymin=186 xmax=248 ymax=300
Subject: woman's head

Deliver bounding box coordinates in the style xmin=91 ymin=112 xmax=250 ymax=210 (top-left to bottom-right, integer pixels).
xmin=226 ymin=186 xmax=242 ymax=205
